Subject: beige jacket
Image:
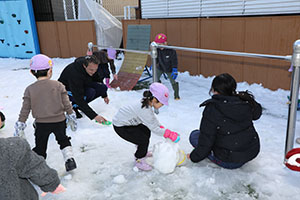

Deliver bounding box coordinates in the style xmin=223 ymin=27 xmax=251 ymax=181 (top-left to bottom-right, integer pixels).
xmin=18 ymin=79 xmax=73 ymax=123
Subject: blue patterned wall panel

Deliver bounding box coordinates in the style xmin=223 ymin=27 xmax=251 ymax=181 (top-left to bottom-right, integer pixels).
xmin=0 ymin=0 xmax=40 ymax=58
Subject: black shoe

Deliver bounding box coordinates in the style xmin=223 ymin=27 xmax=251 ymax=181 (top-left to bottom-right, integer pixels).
xmin=73 ymin=108 xmax=83 ymax=119
xmin=65 ymin=158 xmax=77 ymax=172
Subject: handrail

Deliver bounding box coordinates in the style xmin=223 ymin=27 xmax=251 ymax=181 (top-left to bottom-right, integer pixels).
xmin=89 ymin=43 xmax=151 ymax=55
xmin=156 ymin=44 xmax=292 ymax=61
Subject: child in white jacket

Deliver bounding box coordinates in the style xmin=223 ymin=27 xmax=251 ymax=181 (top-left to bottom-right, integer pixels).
xmin=112 ymin=82 xmax=180 ymax=171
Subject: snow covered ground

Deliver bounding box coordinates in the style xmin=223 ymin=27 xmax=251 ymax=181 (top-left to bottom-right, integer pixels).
xmin=1 ymin=56 xmax=300 ymax=200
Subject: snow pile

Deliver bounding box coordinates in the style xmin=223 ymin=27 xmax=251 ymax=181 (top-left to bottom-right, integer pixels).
xmin=152 ymin=139 xmax=187 ymax=174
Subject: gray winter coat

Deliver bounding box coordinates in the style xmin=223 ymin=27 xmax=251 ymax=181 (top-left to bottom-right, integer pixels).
xmin=0 ymin=137 xmax=60 ymax=200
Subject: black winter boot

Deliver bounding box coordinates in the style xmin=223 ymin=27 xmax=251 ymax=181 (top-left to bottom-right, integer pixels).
xmin=65 ymin=158 xmax=77 ymax=172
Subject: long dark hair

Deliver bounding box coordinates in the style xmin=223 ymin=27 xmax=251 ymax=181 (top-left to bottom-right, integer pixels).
xmin=141 ymin=90 xmax=154 ymax=108
xmin=93 ymin=50 xmax=109 ymax=64
xmin=210 ymin=73 xmax=256 ymax=107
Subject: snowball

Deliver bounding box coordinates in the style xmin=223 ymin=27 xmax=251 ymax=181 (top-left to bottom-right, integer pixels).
xmin=113 ymin=175 xmax=126 ymax=184
xmin=152 ymin=140 xmax=187 ymax=174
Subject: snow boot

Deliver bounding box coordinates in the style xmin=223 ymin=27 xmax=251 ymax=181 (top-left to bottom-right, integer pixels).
xmin=65 ymin=158 xmax=77 ymax=172
xmin=135 ymin=157 xmax=152 ymax=171
xmin=146 ymin=151 xmax=153 ymax=157
xmin=105 ymin=78 xmax=111 ymax=88
xmin=62 ymin=146 xmax=77 ymax=172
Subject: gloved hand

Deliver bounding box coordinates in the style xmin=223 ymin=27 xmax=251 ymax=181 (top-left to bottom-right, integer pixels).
xmin=14 ymin=121 xmax=26 ymax=138
xmin=171 ymin=68 xmax=178 ymax=80
xmin=41 ymin=184 xmax=66 ymax=197
xmin=66 ymin=112 xmax=77 ymax=131
xmin=163 ymin=129 xmax=180 ymax=143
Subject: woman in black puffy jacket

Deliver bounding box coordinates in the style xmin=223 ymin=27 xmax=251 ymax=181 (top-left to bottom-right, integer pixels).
xmin=188 ymin=73 xmax=262 ymax=169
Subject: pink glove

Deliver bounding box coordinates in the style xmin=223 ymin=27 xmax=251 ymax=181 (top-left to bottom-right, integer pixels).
xmin=41 ymin=184 xmax=66 ymax=197
xmin=164 ymin=129 xmax=180 ymax=143
xmin=159 ymin=125 xmax=165 ymax=129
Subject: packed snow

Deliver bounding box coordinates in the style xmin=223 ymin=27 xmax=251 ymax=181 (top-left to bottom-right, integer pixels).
xmin=1 ymin=55 xmax=300 ymax=200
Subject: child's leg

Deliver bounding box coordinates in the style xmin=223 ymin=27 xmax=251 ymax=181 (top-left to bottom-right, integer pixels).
xmin=156 ymin=68 xmax=164 ymax=82
xmin=113 ymin=124 xmax=151 ymax=159
xmin=32 ymin=123 xmax=52 ymax=158
xmin=52 ymin=120 xmax=71 ymax=150
xmin=207 ymin=154 xmax=244 ymax=169
xmin=189 ymin=129 xmax=200 ymax=148
xmin=52 ymin=120 xmax=76 ymax=171
xmin=166 ymin=72 xmax=180 ymax=99
xmin=105 ymin=78 xmax=111 ymax=88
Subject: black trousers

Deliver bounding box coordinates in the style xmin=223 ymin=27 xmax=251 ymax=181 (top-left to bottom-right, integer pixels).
xmin=68 ymin=82 xmax=107 ymax=109
xmin=113 ymin=124 xmax=151 ymax=159
xmin=32 ymin=120 xmax=71 ymax=159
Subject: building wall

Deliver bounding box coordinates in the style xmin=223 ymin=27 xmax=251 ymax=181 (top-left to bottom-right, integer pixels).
xmin=101 ymin=0 xmax=138 ymax=20
xmin=36 ymin=20 xmax=97 ymax=58
xmin=123 ymin=15 xmax=300 ymax=90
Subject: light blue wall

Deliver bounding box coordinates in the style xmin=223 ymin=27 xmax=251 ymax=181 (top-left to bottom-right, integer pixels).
xmin=0 ymin=0 xmax=40 ymax=58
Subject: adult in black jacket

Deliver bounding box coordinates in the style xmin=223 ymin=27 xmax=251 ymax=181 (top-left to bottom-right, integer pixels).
xmin=188 ymin=73 xmax=262 ymax=169
xmin=58 ymin=55 xmax=108 ymax=123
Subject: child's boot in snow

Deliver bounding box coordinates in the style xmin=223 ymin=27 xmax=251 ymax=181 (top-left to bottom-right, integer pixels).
xmin=105 ymin=78 xmax=111 ymax=88
xmin=146 ymin=151 xmax=153 ymax=157
xmin=62 ymin=146 xmax=77 ymax=171
xmin=135 ymin=157 xmax=152 ymax=171
xmin=65 ymin=158 xmax=77 ymax=172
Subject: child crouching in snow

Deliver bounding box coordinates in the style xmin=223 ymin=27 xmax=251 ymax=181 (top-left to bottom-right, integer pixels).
xmin=188 ymin=73 xmax=262 ymax=169
xmin=112 ymin=82 xmax=180 ymax=171
xmin=14 ymin=54 xmax=77 ymax=172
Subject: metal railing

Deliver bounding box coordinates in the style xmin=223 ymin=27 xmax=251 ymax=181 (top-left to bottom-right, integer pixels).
xmin=88 ymin=40 xmax=300 ymax=163
xmin=88 ymin=42 xmax=150 ymax=55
